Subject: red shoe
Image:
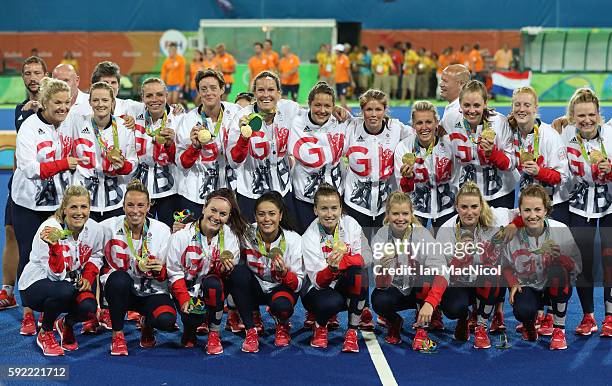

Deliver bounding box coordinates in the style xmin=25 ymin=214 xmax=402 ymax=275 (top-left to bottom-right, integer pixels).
xmin=535 ymin=313 xmax=545 ymax=329
xmin=515 ymin=323 xmax=524 ymax=333
xmin=181 ymin=329 xmax=197 ymax=348
xmin=126 ymin=311 xmax=140 ymax=322
xmin=304 ymin=311 xmax=316 ymax=329
xmin=196 ymin=320 xmax=209 ymax=335
xmin=454 ymin=318 xmax=470 ymax=341
xmin=274 ymin=322 xmax=291 ymax=347
xmin=20 ymin=313 xmax=37 ymax=336
xmin=55 ymin=317 xmax=78 ymax=351
xmin=358 ymin=307 xmax=375 ymax=331
xmin=473 ymin=325 xmax=491 ymax=349
xmin=327 ymin=314 xmax=340 ymax=330
xmin=601 ymin=315 xmax=612 ymax=337
xmin=412 ymin=328 xmax=429 ymax=351
xmin=385 ymin=317 xmax=403 ymax=345
xmin=139 ymin=317 xmax=156 ymax=348
xmin=428 ymin=307 xmax=444 ymax=331
xmin=550 ymin=328 xmax=567 ymax=350
xmin=0 ymin=289 xmax=17 ymax=310
xmin=311 ymin=324 xmax=328 ymax=348
xmin=468 ymin=309 xmax=477 ymax=332
xmin=489 ymin=312 xmax=506 ymax=333
xmin=575 ymin=314 xmax=598 ymax=336
xmin=537 ymin=314 xmax=554 ymax=336
xmin=110 ymin=332 xmax=128 ymax=356
xmin=241 ymin=328 xmax=259 ymax=353
xmin=206 ymin=331 xmax=223 ymax=355
xmin=521 ymin=322 xmax=538 ymax=341
xmin=225 ymin=309 xmax=245 ymax=332
xmin=342 ymin=328 xmax=359 ymax=353
xmin=36 ymin=330 xmax=64 ymax=356
xmin=377 ymin=315 xmax=388 ymax=329
xmin=253 ymin=311 xmax=264 ymax=333
xmin=99 ymin=309 xmax=112 ymax=331
xmin=81 ymin=317 xmax=100 ymax=335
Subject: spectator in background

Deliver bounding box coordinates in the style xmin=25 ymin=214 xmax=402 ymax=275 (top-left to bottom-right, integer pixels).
xmin=348 ymin=45 xmax=361 ymax=97
xmin=189 ymin=50 xmax=209 ymax=105
xmin=401 ymin=42 xmax=419 ymax=102
xmin=52 ymin=63 xmax=91 ymax=116
xmin=317 ymin=44 xmax=334 ymax=85
xmin=60 ymin=51 xmax=79 ymax=73
xmin=214 ymin=43 xmax=236 ymax=101
xmin=429 ymin=52 xmax=439 ymax=99
xmin=468 ymin=43 xmax=485 ymax=83
xmin=263 ymin=39 xmax=279 ymax=72
xmin=161 ymin=42 xmax=186 ymax=105
xmin=248 ymin=42 xmax=273 ymax=85
xmin=436 ymin=47 xmax=454 ymax=99
xmin=234 ymin=92 xmax=254 ymax=108
xmin=372 ymin=45 xmax=394 ymax=98
xmin=494 ymin=43 xmax=513 ymax=70
xmin=30 ymin=48 xmax=39 ymax=57
xmin=455 ymin=44 xmax=470 ymax=67
xmin=334 ymin=44 xmax=354 ymax=110
xmin=415 ymin=49 xmax=434 ymax=99
xmin=390 ymin=42 xmax=404 ymax=99
xmin=279 ymin=45 xmax=300 ymax=102
xmin=357 ymin=45 xmax=372 ymax=96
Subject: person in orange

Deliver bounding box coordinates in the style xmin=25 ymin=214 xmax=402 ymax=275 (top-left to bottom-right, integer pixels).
xmin=469 ymin=43 xmax=485 ymax=83
xmin=161 ymin=42 xmax=186 ymax=105
xmin=317 ymin=44 xmax=334 ymax=85
xmin=248 ymin=42 xmax=273 ymax=86
xmin=455 ymin=44 xmax=470 ymax=67
xmin=279 ymin=45 xmax=300 ymax=101
xmin=214 ymin=43 xmax=236 ymax=101
xmin=263 ymin=39 xmax=279 ymax=72
xmin=334 ymin=44 xmax=354 ymax=109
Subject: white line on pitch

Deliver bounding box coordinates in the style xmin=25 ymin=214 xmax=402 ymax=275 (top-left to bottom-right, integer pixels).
xmin=362 ymin=331 xmax=398 ymax=386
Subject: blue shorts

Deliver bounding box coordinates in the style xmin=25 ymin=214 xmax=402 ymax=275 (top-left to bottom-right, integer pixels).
xmin=167 ymin=85 xmax=180 ymax=92
xmin=336 ymin=82 xmax=350 ymax=97
xmin=224 ymin=83 xmax=233 ymax=95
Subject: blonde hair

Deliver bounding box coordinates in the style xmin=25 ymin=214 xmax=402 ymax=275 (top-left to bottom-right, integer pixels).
xmin=411 ymin=100 xmax=440 ymax=122
xmin=54 ymin=185 xmax=90 ymax=223
xmin=566 ymin=87 xmax=602 ymax=125
xmin=455 ymin=181 xmax=494 ymax=228
xmin=141 ymin=77 xmax=167 ymax=93
xmin=384 ymin=191 xmax=422 ymax=227
xmin=508 ymin=86 xmax=539 ymax=131
xmin=519 ymin=184 xmax=552 ymax=216
xmin=359 ymin=89 xmax=388 ymax=111
xmin=38 ymin=77 xmax=70 ymax=108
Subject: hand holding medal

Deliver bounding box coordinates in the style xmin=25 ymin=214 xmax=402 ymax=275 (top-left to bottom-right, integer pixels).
xmin=219 ymin=250 xmax=235 ymax=272
xmin=41 ymin=226 xmax=73 ymax=244
xmin=269 ymin=247 xmax=287 ymax=276
xmin=479 ymin=128 xmax=496 ymax=156
xmin=400 ymin=153 xmax=416 ymax=178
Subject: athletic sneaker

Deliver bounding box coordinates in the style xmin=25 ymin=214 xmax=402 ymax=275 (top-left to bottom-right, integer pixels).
xmin=55 ymin=316 xmax=78 ymax=351
xmin=274 ymin=322 xmax=291 ymax=347
xmin=139 ymin=317 xmax=156 ymax=348
xmin=81 ymin=317 xmax=100 ymax=335
xmin=385 ymin=317 xmax=403 ymax=345
xmin=601 ymin=315 xmax=612 ymax=337
xmin=253 ymin=311 xmax=264 ymax=333
xmin=126 ymin=310 xmax=140 ymax=321
xmin=521 ymin=322 xmax=538 ymax=341
xmin=99 ymin=309 xmax=112 ymax=331
xmin=454 ymin=318 xmax=470 ymax=341
xmin=181 ymin=329 xmax=197 ymax=348
xmin=37 ymin=331 xmax=64 ymax=356
xmin=575 ymin=314 xmax=598 ymax=336
xmin=20 ymin=313 xmax=37 ymax=336
xmin=377 ymin=315 xmax=388 ymax=329
xmin=327 ymin=314 xmax=340 ymax=330
xmin=303 ymin=311 xmax=316 ymax=329
xmin=111 ymin=332 xmax=128 ymax=356
xmin=225 ymin=309 xmax=245 ymax=332
xmin=0 ymin=289 xmax=17 ymax=310
xmin=550 ymin=328 xmax=567 ymax=350
xmin=473 ymin=325 xmax=491 ymax=349
xmin=206 ymin=331 xmax=223 ymax=355
xmin=412 ymin=328 xmax=429 ymax=351
xmin=489 ymin=312 xmax=506 ymax=333
xmin=537 ymin=314 xmax=554 ymax=336
xmin=311 ymin=324 xmax=328 ymax=348
xmin=196 ymin=320 xmax=209 ymax=335
xmin=429 ymin=307 xmax=444 ymax=331
xmin=342 ymin=328 xmax=359 ymax=353
xmin=358 ymin=307 xmax=375 ymax=331
xmin=242 ymin=328 xmax=259 ymax=353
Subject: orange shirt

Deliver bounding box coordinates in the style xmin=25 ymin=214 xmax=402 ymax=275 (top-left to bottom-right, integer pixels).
xmin=214 ymin=53 xmax=236 ymax=84
xmin=190 ymin=60 xmax=216 ymax=90
xmin=264 ymin=50 xmax=279 ymax=70
xmin=279 ymin=54 xmax=300 ymax=85
xmin=454 ymin=51 xmax=468 ymax=67
xmin=248 ymin=55 xmax=273 ymax=83
xmin=437 ymin=54 xmax=452 ymax=74
xmin=335 ymin=54 xmax=351 ymax=84
xmin=469 ymin=49 xmax=484 ymax=72
xmin=161 ymin=55 xmax=186 ymax=87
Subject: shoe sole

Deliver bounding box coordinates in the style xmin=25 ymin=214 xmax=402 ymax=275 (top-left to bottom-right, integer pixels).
xmin=384 ymin=339 xmax=401 ymax=345
xmin=342 ymin=347 xmax=359 ymax=353
xmin=140 ymin=342 xmax=156 ymax=348
xmin=241 ymin=347 xmax=259 ymax=353
xmin=20 ymin=330 xmax=37 ymax=336
xmin=54 ymin=320 xmax=78 ymax=351
xmin=37 ymin=338 xmax=64 ymax=356
xmin=473 ymin=343 xmax=492 ymax=349
xmin=550 ymin=344 xmax=567 ymax=350
xmin=207 ymin=348 xmax=224 ymax=355
xmin=0 ymin=304 xmax=18 ymax=310
xmin=310 ymin=342 xmax=327 ymax=349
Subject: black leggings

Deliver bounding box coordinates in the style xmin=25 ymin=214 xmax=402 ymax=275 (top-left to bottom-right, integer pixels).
xmin=228 ymin=264 xmax=297 ymax=329
xmin=475 ymin=273 xmax=506 ymax=321
xmin=150 ymin=194 xmax=180 ymax=228
xmin=104 ymin=270 xmax=176 ymax=332
xmin=20 ymin=279 xmax=97 ymax=331
xmin=178 ymin=274 xmax=226 ymax=333
xmin=13 ymin=203 xmax=54 ymax=281
xmin=292 ymin=197 xmax=317 ymax=235
xmin=302 ymin=266 xmax=368 ymax=329
xmin=440 ymin=286 xmax=475 ymax=320
xmin=371 ymin=286 xmax=421 ymax=322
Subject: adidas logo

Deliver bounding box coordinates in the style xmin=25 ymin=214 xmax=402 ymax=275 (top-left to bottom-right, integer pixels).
xmin=455 ymin=122 xmax=462 ymax=128
xmin=117 ymin=228 xmax=124 ymax=235
xmin=38 ymin=128 xmax=45 ymax=135
xmin=303 ymin=126 xmax=312 ymax=132
xmin=357 ymin=135 xmax=365 ymax=142
xmin=82 ymin=127 xmax=90 ymax=134
xmin=137 ymin=114 xmax=144 ymax=119
xmin=569 ymin=138 xmax=578 ymax=144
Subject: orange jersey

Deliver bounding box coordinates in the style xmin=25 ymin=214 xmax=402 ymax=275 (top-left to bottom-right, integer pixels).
xmin=215 ymin=53 xmax=237 ymax=84
xmin=455 ymin=51 xmax=468 ymax=67
xmin=279 ymin=54 xmax=300 ymax=85
xmin=437 ymin=54 xmax=452 ymax=74
xmin=264 ymin=50 xmax=279 ymax=69
xmin=335 ymin=54 xmax=351 ymax=83
xmin=248 ymin=55 xmax=274 ymax=82
xmin=469 ymin=49 xmax=484 ymax=72
xmin=161 ymin=55 xmax=186 ymax=87
xmin=190 ymin=60 xmax=216 ymax=90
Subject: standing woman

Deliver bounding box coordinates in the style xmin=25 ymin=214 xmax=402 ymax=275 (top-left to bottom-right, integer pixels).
xmin=101 ymin=180 xmax=177 ymax=356
xmin=560 ymin=88 xmax=612 ymax=337
xmin=71 ymin=81 xmax=137 ymax=222
xmin=131 ymin=77 xmax=180 ymax=227
xmin=302 ymin=184 xmax=368 ymax=353
xmin=288 ymin=81 xmax=349 ymax=234
xmin=447 ymin=80 xmax=518 ymax=209
xmin=395 ymin=100 xmax=456 ymax=230
xmin=505 ymin=184 xmax=581 ymax=349
xmin=13 ymin=77 xmax=81 ymax=335
xmin=18 ymin=186 xmax=104 ymax=356
xmin=230 ymin=191 xmax=304 ymax=352
xmin=344 ymin=89 xmax=411 ymax=229
xmin=227 ymin=70 xmax=301 ymax=223
xmin=167 ymin=188 xmax=246 ymax=354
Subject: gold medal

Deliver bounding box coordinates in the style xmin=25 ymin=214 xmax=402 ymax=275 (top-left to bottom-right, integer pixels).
xmin=520 ymin=150 xmax=535 ymax=164
xmin=589 ymin=149 xmax=605 ymax=164
xmin=402 ymin=152 xmax=416 ymax=166
xmin=220 ymin=250 xmax=234 ymax=263
xmin=107 ymin=147 xmax=122 ymax=163
xmin=198 ymin=128 xmax=212 ymax=143
xmin=138 ymin=259 xmax=149 ymax=273
xmin=240 ymin=124 xmax=253 ymax=138
xmin=269 ymin=247 xmax=283 ymax=260
xmin=48 ymin=228 xmax=71 ymax=243
xmin=332 ymin=240 xmax=348 ymax=254
xmin=481 ymin=128 xmax=496 ymax=142
xmin=540 ymin=239 xmax=557 ymax=255
xmin=155 ymin=134 xmax=166 ymax=145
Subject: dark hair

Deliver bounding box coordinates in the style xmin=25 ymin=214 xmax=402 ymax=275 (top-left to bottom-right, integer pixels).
xmin=264 ymin=39 xmax=273 ymax=45
xmin=234 ymin=92 xmax=254 ymax=103
xmin=313 ymin=183 xmax=342 ymax=207
xmin=308 ymin=81 xmax=335 ymax=105
xmin=168 ymin=42 xmax=178 ymax=48
xmin=22 ymin=56 xmax=48 ymax=74
xmin=195 ymin=68 xmax=226 ymax=90
xmin=254 ymin=191 xmax=298 ymax=233
xmin=204 ymin=188 xmax=249 ymax=242
xmin=91 ymin=61 xmax=120 ymax=84
xmin=254 ymin=42 xmax=264 ymax=49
